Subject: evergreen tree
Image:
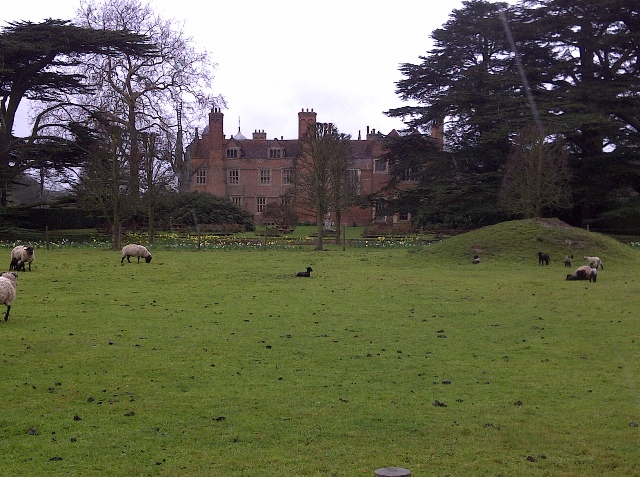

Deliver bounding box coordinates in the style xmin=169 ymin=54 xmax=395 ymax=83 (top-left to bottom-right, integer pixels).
xmin=386 ymin=0 xmax=640 ymax=230
xmin=0 ymin=19 xmax=154 ymax=205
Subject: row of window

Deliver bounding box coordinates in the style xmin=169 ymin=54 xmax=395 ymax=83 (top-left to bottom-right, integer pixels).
xmin=196 ymin=164 xmax=417 ymax=187
xmin=226 ymin=148 xmax=286 ymax=159
xmin=195 ymin=168 xmax=293 ymax=186
xmin=230 ymin=196 xmax=281 ymax=213
xmin=225 ymin=148 xmax=390 ymax=173
xmin=197 ymin=168 xmax=361 ymax=187
xmin=232 ymin=196 xmax=410 ymax=219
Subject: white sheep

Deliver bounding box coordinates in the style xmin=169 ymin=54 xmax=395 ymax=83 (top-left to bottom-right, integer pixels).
xmin=11 ymin=245 xmax=34 ymax=271
xmin=121 ymin=244 xmax=153 ymax=264
xmin=0 ymin=272 xmax=18 ymax=321
xmin=584 ymin=256 xmax=603 ymax=270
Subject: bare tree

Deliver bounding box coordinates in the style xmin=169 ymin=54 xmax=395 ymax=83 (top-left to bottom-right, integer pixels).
xmin=294 ymin=122 xmax=352 ymax=251
xmin=498 ymin=124 xmax=572 ymax=218
xmin=328 ymin=138 xmax=354 ymax=243
xmin=140 ymin=131 xmax=175 ymax=244
xmin=73 ymin=116 xmax=130 ymax=249
xmin=72 ymin=0 xmax=221 ymax=198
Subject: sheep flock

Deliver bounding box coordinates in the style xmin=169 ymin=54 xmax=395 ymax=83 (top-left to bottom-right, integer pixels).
xmin=534 ymin=252 xmax=603 ymax=283
xmin=0 ymin=238 xmax=610 ymax=325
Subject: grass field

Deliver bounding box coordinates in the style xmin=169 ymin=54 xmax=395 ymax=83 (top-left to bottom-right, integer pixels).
xmin=1 ymin=220 xmax=639 ymax=476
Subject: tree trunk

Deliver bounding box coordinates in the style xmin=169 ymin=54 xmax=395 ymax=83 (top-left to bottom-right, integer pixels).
xmin=335 ymin=210 xmax=342 ymax=244
xmin=315 ymin=210 xmax=324 ymax=251
xmin=112 ymin=148 xmax=121 ymax=251
xmin=112 ymin=214 xmax=120 ymax=251
xmin=148 ymin=203 xmax=155 ymax=245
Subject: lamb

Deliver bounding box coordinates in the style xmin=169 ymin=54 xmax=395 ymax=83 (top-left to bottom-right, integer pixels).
xmin=11 ymin=245 xmax=34 ymax=271
xmin=564 ymin=255 xmax=573 ymax=267
xmin=537 ymin=252 xmax=550 ymax=266
xmin=472 ymin=255 xmax=481 ymax=264
xmin=121 ymin=244 xmax=152 ymax=264
xmin=0 ymin=271 xmax=18 ymax=321
xmin=9 ymin=257 xmax=26 ymax=272
xmin=566 ymin=265 xmax=597 ymax=282
xmin=584 ymin=256 xmax=604 ymax=270
xmin=296 ymin=267 xmax=313 ymax=277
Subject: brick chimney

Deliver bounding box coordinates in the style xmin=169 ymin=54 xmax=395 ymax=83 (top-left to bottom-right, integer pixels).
xmin=208 ymin=107 xmax=224 ymax=148
xmin=298 ymin=108 xmax=317 ymax=139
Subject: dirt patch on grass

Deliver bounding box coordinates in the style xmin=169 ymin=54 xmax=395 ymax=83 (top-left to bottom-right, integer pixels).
xmin=531 ymin=218 xmax=573 ymax=229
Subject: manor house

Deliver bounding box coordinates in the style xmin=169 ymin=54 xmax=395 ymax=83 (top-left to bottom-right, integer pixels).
xmin=187 ymin=107 xmax=438 ymax=226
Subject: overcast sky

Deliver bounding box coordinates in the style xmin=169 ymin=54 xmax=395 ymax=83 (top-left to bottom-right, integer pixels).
xmin=5 ymin=0 xmax=470 ymax=140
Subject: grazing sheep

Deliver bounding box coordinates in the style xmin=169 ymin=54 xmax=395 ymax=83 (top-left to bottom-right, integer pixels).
xmin=121 ymin=244 xmax=152 ymax=264
xmin=296 ymin=267 xmax=313 ymax=277
xmin=472 ymin=255 xmax=481 ymax=264
xmin=564 ymin=255 xmax=573 ymax=267
xmin=9 ymin=257 xmax=25 ymax=272
xmin=537 ymin=252 xmax=550 ymax=266
xmin=584 ymin=256 xmax=604 ymax=270
xmin=11 ymin=245 xmax=34 ymax=271
xmin=566 ymin=265 xmax=597 ymax=282
xmin=0 ymin=271 xmax=18 ymax=321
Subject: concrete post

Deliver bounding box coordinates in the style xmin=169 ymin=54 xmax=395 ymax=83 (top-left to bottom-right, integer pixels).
xmin=374 ymin=467 xmax=411 ymax=477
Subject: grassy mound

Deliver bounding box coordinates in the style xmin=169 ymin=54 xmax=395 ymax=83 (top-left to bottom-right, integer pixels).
xmin=424 ymin=218 xmax=638 ymax=265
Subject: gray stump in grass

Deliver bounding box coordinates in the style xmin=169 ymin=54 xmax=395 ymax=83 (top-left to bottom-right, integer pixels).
xmin=374 ymin=467 xmax=411 ymax=477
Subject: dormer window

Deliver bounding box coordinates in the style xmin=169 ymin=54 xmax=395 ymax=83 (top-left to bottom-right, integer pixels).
xmin=269 ymin=148 xmax=282 ymax=159
xmin=226 ymin=147 xmax=239 ymax=158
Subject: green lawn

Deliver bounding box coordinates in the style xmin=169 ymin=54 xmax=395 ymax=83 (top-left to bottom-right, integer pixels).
xmin=1 ymin=222 xmax=639 ymax=476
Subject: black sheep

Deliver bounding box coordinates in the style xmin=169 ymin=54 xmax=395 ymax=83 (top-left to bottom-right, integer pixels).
xmin=9 ymin=257 xmax=25 ymax=272
xmin=296 ymin=267 xmax=313 ymax=277
xmin=537 ymin=252 xmax=550 ymax=266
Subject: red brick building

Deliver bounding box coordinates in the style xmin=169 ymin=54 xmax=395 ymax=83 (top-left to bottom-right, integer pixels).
xmin=187 ymin=107 xmax=432 ymax=226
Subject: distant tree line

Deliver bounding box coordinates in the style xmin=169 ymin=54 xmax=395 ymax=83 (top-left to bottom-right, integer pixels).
xmin=3 ymin=0 xmax=639 ymax=239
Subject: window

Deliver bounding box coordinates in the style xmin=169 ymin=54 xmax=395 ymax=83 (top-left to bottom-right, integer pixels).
xmin=374 ymin=158 xmax=388 ymax=173
xmin=374 ymin=199 xmax=388 ymax=218
xmin=346 ymin=168 xmax=361 ymax=194
xmin=269 ymin=148 xmax=281 ymax=159
xmin=231 ymin=196 xmax=243 ymax=207
xmin=260 ymin=169 xmax=271 ymax=185
xmin=398 ymin=211 xmax=410 ymax=221
xmin=256 ymin=197 xmax=266 ymax=213
xmin=281 ymin=168 xmax=293 ymax=185
xmin=226 ymin=148 xmax=239 ymax=158
xmin=195 ymin=168 xmax=206 ymax=185
xmin=228 ymin=169 xmax=239 ymax=185
xmin=400 ymin=168 xmax=419 ymax=182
